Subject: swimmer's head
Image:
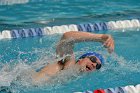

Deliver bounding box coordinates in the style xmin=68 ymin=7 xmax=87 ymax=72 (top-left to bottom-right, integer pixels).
xmin=78 ymin=52 xmax=104 ymax=64
xmin=77 ymin=52 xmax=104 ymax=71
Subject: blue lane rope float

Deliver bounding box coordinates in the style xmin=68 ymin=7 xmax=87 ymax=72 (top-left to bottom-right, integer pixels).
xmin=115 ymin=87 xmax=126 ymax=93
xmin=78 ymin=24 xmax=87 ymax=32
xmin=35 ymin=28 xmax=43 ymax=36
xmin=93 ymin=23 xmax=101 ymax=32
xmin=105 ymin=88 xmax=116 ymax=93
xmin=27 ymin=28 xmax=35 ymax=37
xmin=11 ymin=30 xmax=19 ymax=38
xmin=83 ymin=23 xmax=91 ymax=32
xmin=0 ymin=19 xmax=140 ymax=39
xmin=100 ymin=22 xmax=108 ymax=31
xmin=18 ymin=29 xmax=27 ymax=38
xmin=29 ymin=28 xmax=37 ymax=36
xmin=84 ymin=23 xmax=95 ymax=32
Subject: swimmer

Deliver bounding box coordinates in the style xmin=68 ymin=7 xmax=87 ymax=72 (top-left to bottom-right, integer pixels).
xmin=33 ymin=31 xmax=114 ymax=83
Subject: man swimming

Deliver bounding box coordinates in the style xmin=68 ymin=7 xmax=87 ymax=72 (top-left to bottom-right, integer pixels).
xmin=33 ymin=31 xmax=114 ymax=83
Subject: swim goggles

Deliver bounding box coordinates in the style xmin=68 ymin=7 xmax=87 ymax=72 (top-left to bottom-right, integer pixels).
xmin=87 ymin=56 xmax=102 ymax=70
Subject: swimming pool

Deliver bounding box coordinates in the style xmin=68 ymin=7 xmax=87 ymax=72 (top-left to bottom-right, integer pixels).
xmin=0 ymin=0 xmax=140 ymax=93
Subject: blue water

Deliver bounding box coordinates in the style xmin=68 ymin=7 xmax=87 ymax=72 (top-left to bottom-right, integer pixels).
xmin=0 ymin=0 xmax=140 ymax=30
xmin=0 ymin=0 xmax=140 ymax=93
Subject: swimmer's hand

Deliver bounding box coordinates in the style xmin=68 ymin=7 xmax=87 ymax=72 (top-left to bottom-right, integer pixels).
xmin=102 ymin=35 xmax=114 ymax=53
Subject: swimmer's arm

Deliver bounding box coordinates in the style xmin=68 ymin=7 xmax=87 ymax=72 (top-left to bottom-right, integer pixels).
xmin=56 ymin=31 xmax=114 ymax=55
xmin=56 ymin=31 xmax=114 ymax=69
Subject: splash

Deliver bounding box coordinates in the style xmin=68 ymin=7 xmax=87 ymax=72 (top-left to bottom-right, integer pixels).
xmin=0 ymin=41 xmax=139 ymax=93
xmin=0 ymin=47 xmax=82 ymax=93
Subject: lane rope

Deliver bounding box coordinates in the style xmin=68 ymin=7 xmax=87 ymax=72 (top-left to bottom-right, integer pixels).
xmin=0 ymin=19 xmax=140 ymax=40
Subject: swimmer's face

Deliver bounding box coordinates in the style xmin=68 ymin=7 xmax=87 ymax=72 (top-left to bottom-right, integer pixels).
xmin=77 ymin=56 xmax=101 ymax=72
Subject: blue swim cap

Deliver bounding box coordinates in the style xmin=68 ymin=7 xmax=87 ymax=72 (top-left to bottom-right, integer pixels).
xmin=78 ymin=52 xmax=104 ymax=64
